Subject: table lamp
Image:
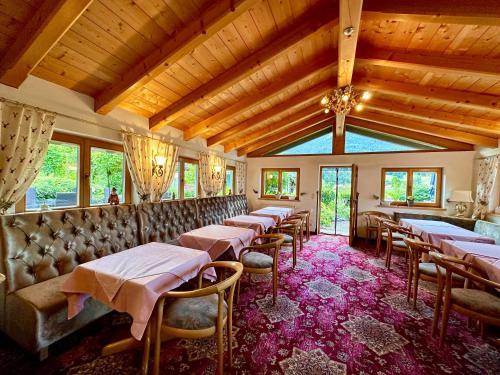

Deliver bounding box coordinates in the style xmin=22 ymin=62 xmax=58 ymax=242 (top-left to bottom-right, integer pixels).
xmin=448 ymin=190 xmax=474 ymax=217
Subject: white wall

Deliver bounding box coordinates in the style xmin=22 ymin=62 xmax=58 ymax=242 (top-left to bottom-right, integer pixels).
xmin=0 ymin=76 xmax=245 ymax=203
xmin=246 ymin=151 xmax=476 ymax=232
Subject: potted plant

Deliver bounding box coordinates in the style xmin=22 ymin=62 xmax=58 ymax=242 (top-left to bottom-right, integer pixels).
xmin=406 ymin=196 xmax=415 ymax=207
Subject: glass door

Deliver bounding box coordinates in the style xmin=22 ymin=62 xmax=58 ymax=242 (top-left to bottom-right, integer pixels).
xmin=319 ymin=166 xmax=352 ymax=236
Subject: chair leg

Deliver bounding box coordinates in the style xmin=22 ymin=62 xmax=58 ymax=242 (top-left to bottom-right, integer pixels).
xmin=413 ymin=271 xmax=420 ymax=309
xmin=227 ymin=313 xmax=233 ymax=367
xmin=292 ymin=238 xmax=297 ymax=268
xmin=439 ymin=294 xmax=452 ymax=348
xmin=141 ymin=321 xmax=151 ymax=375
xmin=406 ymin=259 xmax=413 ymax=303
xmin=153 ymin=301 xmax=164 ymax=375
xmin=273 ymin=268 xmax=278 ymax=304
xmin=432 ymin=280 xmax=443 ymax=337
xmin=216 ymin=324 xmax=224 ymax=375
xmin=236 ymin=279 xmax=241 ymax=303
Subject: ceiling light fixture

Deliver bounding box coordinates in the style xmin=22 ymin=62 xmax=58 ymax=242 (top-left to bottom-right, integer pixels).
xmin=319 ymin=85 xmax=371 ymax=116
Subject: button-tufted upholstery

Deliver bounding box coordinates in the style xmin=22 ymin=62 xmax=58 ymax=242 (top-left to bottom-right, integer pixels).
xmin=0 ymin=195 xmax=248 ymax=356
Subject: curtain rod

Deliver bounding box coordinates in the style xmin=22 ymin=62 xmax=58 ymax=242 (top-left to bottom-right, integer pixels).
xmin=1 ymin=96 xmax=245 ymax=164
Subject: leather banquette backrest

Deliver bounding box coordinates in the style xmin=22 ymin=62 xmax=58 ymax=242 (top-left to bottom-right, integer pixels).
xmin=138 ymin=199 xmax=200 ymax=244
xmin=0 ymin=205 xmax=140 ymax=293
xmin=197 ymin=197 xmax=232 ymax=226
xmin=227 ymin=195 xmax=249 ymax=217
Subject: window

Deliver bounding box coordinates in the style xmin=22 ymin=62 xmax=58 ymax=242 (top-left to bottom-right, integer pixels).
xmin=275 ymin=130 xmax=332 ymax=155
xmin=163 ymin=158 xmax=199 ymax=200
xmin=21 ymin=133 xmax=131 ymax=212
xmin=261 ymin=168 xmax=300 ymax=200
xmin=225 ymin=166 xmax=235 ymax=195
xmin=27 ymin=141 xmax=80 ymax=210
xmin=90 ymin=147 xmax=125 ymax=206
xmin=381 ymin=168 xmax=442 ymax=207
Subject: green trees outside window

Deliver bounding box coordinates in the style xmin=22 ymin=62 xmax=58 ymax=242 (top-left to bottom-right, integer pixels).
xmin=183 ymin=162 xmax=198 ymax=199
xmin=261 ymin=169 xmax=299 ymax=199
xmin=225 ymin=168 xmax=234 ymax=195
xmin=90 ymin=147 xmax=125 ymax=205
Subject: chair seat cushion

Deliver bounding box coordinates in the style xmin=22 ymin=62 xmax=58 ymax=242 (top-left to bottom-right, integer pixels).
xmin=451 ymin=288 xmax=500 ymax=316
xmin=418 ymin=263 xmax=464 ymax=281
xmin=283 ymin=234 xmax=294 ymax=243
xmin=164 ymin=294 xmax=227 ymax=330
xmin=392 ymin=240 xmax=407 ymax=248
xmin=382 ymin=232 xmax=405 ymax=240
xmin=242 ymin=252 xmax=273 ymax=268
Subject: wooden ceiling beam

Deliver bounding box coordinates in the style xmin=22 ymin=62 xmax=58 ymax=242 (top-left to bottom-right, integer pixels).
xmin=365 ymin=98 xmax=500 ymax=137
xmin=357 ymin=48 xmax=500 ymax=80
xmin=149 ymin=0 xmax=338 ymax=130
xmin=207 ymin=77 xmax=335 ymax=147
xmin=362 ymin=0 xmax=500 ymax=26
xmin=346 ymin=117 xmax=474 ymax=151
xmin=335 ymin=0 xmax=363 ymax=136
xmin=248 ymin=121 xmax=332 ymax=157
xmin=94 ymin=0 xmax=257 ymax=115
xmin=354 ymin=77 xmax=500 ymax=115
xmin=237 ymin=114 xmax=334 ymax=156
xmin=184 ymin=54 xmax=336 ymax=141
xmin=224 ymin=103 xmax=324 ymax=153
xmin=350 ymin=111 xmax=498 ymax=147
xmin=0 ymin=0 xmax=93 ymax=88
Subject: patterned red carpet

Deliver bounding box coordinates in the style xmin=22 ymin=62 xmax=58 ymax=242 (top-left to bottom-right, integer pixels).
xmin=1 ymin=235 xmax=499 ymax=374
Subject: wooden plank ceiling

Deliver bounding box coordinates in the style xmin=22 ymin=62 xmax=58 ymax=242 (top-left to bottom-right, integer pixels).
xmin=0 ymin=0 xmax=499 ymax=156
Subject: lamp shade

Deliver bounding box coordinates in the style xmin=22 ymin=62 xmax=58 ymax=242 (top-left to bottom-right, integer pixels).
xmin=448 ymin=190 xmax=474 ymax=203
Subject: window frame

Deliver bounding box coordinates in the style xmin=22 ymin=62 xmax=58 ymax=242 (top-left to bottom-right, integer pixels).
xmin=163 ymin=157 xmax=201 ymax=201
xmin=380 ymin=167 xmax=443 ymax=208
xmin=225 ymin=165 xmax=236 ymax=196
xmin=17 ymin=132 xmax=132 ymax=212
xmin=260 ymin=168 xmax=300 ymax=200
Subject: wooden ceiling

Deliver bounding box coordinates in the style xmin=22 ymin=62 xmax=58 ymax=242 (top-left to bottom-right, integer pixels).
xmin=0 ymin=0 xmax=499 ymax=156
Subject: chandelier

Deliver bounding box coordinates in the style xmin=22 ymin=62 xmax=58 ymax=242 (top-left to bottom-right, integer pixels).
xmin=320 ymin=85 xmax=371 ymax=115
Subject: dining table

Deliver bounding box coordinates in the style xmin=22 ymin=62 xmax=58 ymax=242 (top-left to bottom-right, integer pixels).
xmin=178 ymin=224 xmax=255 ymax=260
xmin=249 ymin=206 xmax=294 ymax=225
xmin=400 ymin=219 xmax=495 ymax=246
xmin=441 ymin=240 xmax=500 ymax=283
xmin=223 ymin=214 xmax=276 ymax=235
xmin=61 ymin=242 xmax=216 ymax=372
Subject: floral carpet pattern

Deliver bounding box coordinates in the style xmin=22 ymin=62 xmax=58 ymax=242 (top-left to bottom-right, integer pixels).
xmin=1 ymin=235 xmax=499 ymax=374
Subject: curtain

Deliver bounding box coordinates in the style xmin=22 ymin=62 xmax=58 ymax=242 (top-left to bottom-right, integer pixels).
xmin=472 ymin=154 xmax=500 ymax=219
xmin=199 ymin=153 xmax=226 ymax=196
xmin=236 ymin=161 xmax=246 ymax=195
xmin=122 ymin=133 xmax=178 ymax=202
xmin=0 ymin=100 xmax=56 ymax=214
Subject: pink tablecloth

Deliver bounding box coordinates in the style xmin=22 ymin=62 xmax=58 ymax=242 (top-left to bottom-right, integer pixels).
xmin=61 ymin=242 xmax=216 ymax=340
xmin=400 ymin=219 xmax=495 ymax=246
xmin=224 ymin=215 xmax=275 ymax=235
xmin=441 ymin=240 xmax=500 ymax=283
xmin=178 ymin=225 xmax=255 ymax=260
xmin=250 ymin=206 xmax=294 ymax=224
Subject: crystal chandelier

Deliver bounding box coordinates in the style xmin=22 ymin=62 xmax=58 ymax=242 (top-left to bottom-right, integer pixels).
xmin=320 ymin=85 xmax=371 ymax=115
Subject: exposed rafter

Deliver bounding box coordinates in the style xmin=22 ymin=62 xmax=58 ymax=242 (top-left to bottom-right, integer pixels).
xmin=248 ymin=121 xmax=333 ymax=157
xmin=207 ymin=78 xmax=335 ymax=147
xmin=0 ymin=0 xmax=93 ymax=88
xmin=346 ymin=117 xmax=474 ymax=151
xmin=365 ymin=98 xmax=500 ymax=137
xmin=354 ymin=77 xmax=500 ymax=115
xmin=357 ymin=48 xmax=500 ymax=81
xmin=350 ymin=111 xmax=498 ymax=147
xmin=149 ymin=0 xmax=338 ymax=131
xmin=237 ymin=114 xmax=334 ymax=156
xmin=335 ymin=0 xmax=363 ymax=136
xmin=94 ymin=0 xmax=257 ymax=115
xmin=183 ymin=54 xmax=335 ymax=141
xmin=224 ymin=103 xmax=323 ymax=153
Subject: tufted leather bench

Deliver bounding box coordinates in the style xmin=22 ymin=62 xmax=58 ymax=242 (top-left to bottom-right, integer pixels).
xmin=0 ymin=195 xmax=248 ymax=358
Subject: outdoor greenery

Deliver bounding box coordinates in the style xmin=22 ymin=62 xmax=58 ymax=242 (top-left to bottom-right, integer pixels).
xmin=320 ymin=168 xmax=351 ymax=234
xmin=183 ymin=162 xmax=198 ymax=198
xmin=384 ymin=171 xmax=436 ymax=203
xmin=225 ymin=169 xmax=234 ymax=195
xmin=264 ymin=171 xmax=279 ymax=195
xmin=90 ymin=148 xmax=124 ymax=205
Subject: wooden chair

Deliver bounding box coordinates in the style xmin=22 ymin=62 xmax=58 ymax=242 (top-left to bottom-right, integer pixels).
xmin=273 ymin=218 xmax=301 ymax=268
xmin=384 ymin=222 xmax=422 ymax=270
xmin=237 ymin=234 xmax=285 ymax=304
xmin=373 ymin=217 xmax=402 ymax=257
xmin=404 ymin=238 xmax=464 ymax=309
xmin=296 ymin=210 xmax=311 ymax=242
xmin=361 ymin=211 xmax=392 ymax=245
xmin=430 ymin=252 xmax=500 ymax=347
xmin=150 ymin=261 xmax=243 ymax=375
xmin=286 ymin=214 xmax=305 ymax=251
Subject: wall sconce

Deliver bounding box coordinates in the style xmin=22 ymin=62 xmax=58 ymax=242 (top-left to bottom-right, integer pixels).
xmin=211 ymin=165 xmax=223 ymax=180
xmin=152 ymin=155 xmax=166 ymax=177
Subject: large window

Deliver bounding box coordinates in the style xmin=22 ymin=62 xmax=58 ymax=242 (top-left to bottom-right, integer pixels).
xmin=261 ymin=168 xmax=300 ymax=200
xmin=225 ymin=166 xmax=235 ymax=195
xmin=163 ymin=158 xmax=199 ymax=200
xmin=21 ymin=133 xmax=131 ymax=212
xmin=381 ymin=168 xmax=442 ymax=207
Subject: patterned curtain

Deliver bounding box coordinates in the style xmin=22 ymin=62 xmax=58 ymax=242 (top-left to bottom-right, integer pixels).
xmin=472 ymin=154 xmax=500 ymax=219
xmin=122 ymin=133 xmax=178 ymax=202
xmin=0 ymin=100 xmax=56 ymax=214
xmin=236 ymin=161 xmax=246 ymax=195
xmin=199 ymin=153 xmax=226 ymax=197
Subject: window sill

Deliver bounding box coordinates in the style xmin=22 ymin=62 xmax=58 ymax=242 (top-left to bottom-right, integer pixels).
xmin=259 ymin=197 xmax=300 ymax=202
xmin=376 ymin=205 xmax=446 ymax=211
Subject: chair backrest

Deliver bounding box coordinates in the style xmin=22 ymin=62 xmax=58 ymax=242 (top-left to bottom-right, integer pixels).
xmin=404 ymin=238 xmax=441 ymax=261
xmin=361 ymin=211 xmax=392 ymax=226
